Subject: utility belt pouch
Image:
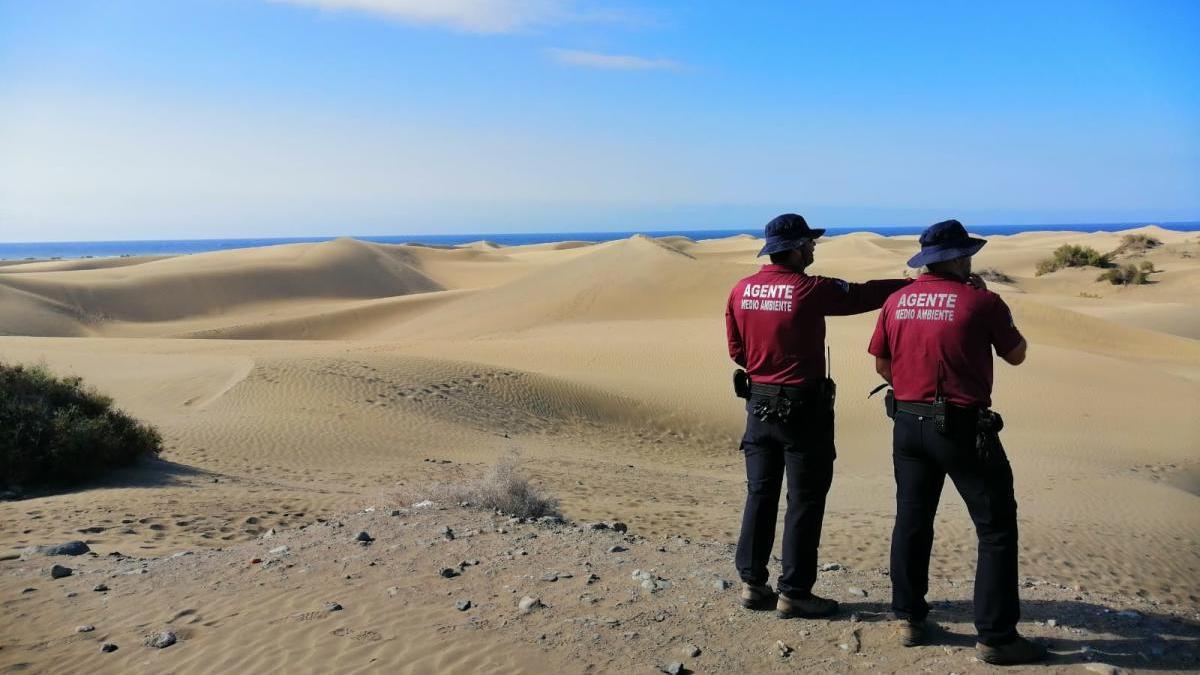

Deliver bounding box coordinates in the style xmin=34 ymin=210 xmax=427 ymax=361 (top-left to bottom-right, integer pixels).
xmin=931 ymin=399 xmax=950 ymax=434
xmin=975 ymin=409 xmax=1005 ymax=461
xmin=884 ymin=389 xmax=896 ymax=419
xmin=733 ymin=369 xmax=751 ymax=400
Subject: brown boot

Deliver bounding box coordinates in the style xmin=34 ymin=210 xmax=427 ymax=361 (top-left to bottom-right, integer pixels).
xmin=776 ymin=592 xmax=838 ymax=619
xmin=898 ymin=620 xmax=928 ymax=647
xmin=740 ymin=583 xmax=776 ymax=610
xmin=976 ymin=636 xmax=1048 ymax=665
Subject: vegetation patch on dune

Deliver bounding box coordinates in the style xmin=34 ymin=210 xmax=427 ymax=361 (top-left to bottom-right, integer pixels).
xmin=0 ymin=363 xmax=162 ymax=490
xmin=398 ymin=454 xmax=560 ymax=519
xmin=1035 ymin=244 xmax=1113 ymax=276
xmin=1097 ymin=261 xmax=1155 ymax=286
xmin=976 ymin=267 xmax=1014 ymax=284
xmin=1110 ymin=233 xmax=1162 ymax=256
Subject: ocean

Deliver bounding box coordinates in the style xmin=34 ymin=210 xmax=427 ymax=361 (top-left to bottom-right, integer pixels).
xmin=2 ymin=222 xmax=1197 ymax=260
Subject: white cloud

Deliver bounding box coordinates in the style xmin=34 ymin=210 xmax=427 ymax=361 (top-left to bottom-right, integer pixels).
xmin=547 ymin=48 xmax=681 ymax=71
xmin=270 ymin=0 xmax=572 ymax=33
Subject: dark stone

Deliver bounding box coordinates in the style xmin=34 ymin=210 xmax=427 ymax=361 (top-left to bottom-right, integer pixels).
xmin=50 ymin=564 xmax=73 ymax=579
xmin=101 ymin=643 xmax=119 ymax=653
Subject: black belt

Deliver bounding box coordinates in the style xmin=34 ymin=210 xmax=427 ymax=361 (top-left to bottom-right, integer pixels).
xmin=749 ymin=382 xmax=820 ymax=401
xmin=894 ymin=400 xmax=980 ymax=416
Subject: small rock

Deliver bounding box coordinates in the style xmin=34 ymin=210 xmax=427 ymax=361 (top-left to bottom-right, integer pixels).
xmin=144 ymin=631 xmax=177 ymax=649
xmin=65 ymin=591 xmax=78 ymax=598
xmin=389 ymin=509 xmax=403 ymax=516
xmin=440 ymin=526 xmax=455 ymax=540
xmin=774 ymin=640 xmax=793 ymax=656
xmin=76 ymin=625 xmax=95 ymax=633
xmin=439 ymin=567 xmax=460 ymax=579
xmin=538 ymin=515 xmax=563 ymax=525
xmin=34 ymin=541 xmax=91 ymax=557
xmin=49 ymin=564 xmax=73 ymax=579
xmin=412 ymin=500 xmax=434 ymax=508
xmin=325 ymin=602 xmax=343 ymax=612
xmin=713 ymin=579 xmax=732 ymax=591
xmin=518 ymin=596 xmax=544 ymax=614
xmin=609 ymin=522 xmax=628 ymax=533
xmin=588 ymin=522 xmax=609 ymax=531
xmin=846 ymin=586 xmax=867 ymax=598
xmin=1047 ymin=618 xmax=1058 ymax=628
xmin=261 ymin=528 xmax=276 ymax=538
xmin=269 ymin=546 xmax=290 ymax=555
xmin=654 ymin=613 xmax=666 ymax=622
xmin=455 ymin=599 xmax=472 ymax=611
xmin=821 ymin=562 xmax=842 ymax=572
xmin=585 ymin=573 xmax=600 ymax=585
xmin=100 ymin=643 xmax=119 ymax=653
xmin=355 ymin=531 xmax=374 ymax=544
xmin=93 ymin=583 xmax=109 ymax=592
xmin=21 ymin=587 xmax=37 ymax=593
xmin=171 ymin=551 xmax=193 ymax=558
xmin=682 ymin=644 xmax=701 ymax=658
xmin=607 ymin=545 xmax=628 ymax=553
xmin=839 ymin=629 xmax=861 ymax=653
xmin=541 ymin=573 xmax=559 ymax=582
xmin=661 ymin=662 xmax=685 ymax=675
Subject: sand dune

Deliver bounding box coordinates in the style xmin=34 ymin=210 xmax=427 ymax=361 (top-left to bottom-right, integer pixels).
xmin=2 ymin=227 xmax=1198 ymax=673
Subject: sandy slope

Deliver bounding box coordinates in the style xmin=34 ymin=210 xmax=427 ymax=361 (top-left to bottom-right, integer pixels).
xmin=2 ymin=227 xmax=1199 ymax=673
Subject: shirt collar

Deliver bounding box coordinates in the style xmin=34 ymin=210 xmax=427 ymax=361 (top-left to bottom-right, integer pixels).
xmin=916 ymin=272 xmax=966 ymax=283
xmin=760 ymin=264 xmax=805 ymax=274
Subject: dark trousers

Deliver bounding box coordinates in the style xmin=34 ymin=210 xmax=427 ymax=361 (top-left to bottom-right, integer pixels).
xmin=735 ymin=397 xmax=835 ymax=599
xmin=890 ymin=410 xmax=1021 ymax=646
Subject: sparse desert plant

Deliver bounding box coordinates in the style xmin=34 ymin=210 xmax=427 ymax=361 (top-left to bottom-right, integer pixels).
xmin=1035 ymin=244 xmax=1112 ymax=276
xmin=976 ymin=267 xmax=1014 ymax=284
xmin=1078 ymin=291 xmax=1102 ymax=299
xmin=1138 ymin=260 xmax=1156 ymax=273
xmin=1111 ymin=233 xmax=1161 ymax=256
xmin=399 ymin=454 xmax=560 ymax=519
xmin=0 ymin=362 xmax=163 ymax=489
xmin=1096 ymin=264 xmax=1151 ymax=286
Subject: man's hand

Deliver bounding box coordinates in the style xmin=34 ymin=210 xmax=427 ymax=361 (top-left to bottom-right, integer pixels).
xmin=966 ymin=273 xmax=988 ymax=291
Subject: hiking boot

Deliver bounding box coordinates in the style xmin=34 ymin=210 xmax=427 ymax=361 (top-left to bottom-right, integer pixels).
xmin=740 ymin=583 xmax=776 ymax=610
xmin=898 ymin=620 xmax=928 ymax=647
xmin=976 ymin=636 xmax=1049 ymax=665
xmin=776 ymin=592 xmax=839 ymax=619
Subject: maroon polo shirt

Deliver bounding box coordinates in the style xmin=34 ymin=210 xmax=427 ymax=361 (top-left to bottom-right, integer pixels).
xmin=726 ymin=265 xmax=911 ymax=386
xmin=867 ymin=273 xmax=1024 ymax=407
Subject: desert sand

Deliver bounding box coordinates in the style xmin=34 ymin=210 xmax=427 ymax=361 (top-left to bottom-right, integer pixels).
xmin=1 ymin=227 xmax=1198 ymax=673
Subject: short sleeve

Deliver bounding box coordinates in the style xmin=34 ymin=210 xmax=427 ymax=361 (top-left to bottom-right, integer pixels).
xmin=867 ymin=304 xmax=891 ymax=358
xmin=987 ymin=294 xmax=1023 ymax=357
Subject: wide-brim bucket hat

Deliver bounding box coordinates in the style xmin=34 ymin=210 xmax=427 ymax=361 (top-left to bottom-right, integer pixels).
xmin=757 ymin=213 xmax=826 ymax=257
xmin=907 ymin=219 xmax=987 ymax=268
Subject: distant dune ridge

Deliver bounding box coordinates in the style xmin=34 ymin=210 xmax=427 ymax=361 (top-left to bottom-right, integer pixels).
xmin=1 ymin=226 xmax=1198 ymax=672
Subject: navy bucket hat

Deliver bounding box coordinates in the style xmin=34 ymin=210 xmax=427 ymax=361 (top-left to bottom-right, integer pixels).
xmin=757 ymin=213 xmax=826 ymax=257
xmin=907 ymin=219 xmax=987 ymax=268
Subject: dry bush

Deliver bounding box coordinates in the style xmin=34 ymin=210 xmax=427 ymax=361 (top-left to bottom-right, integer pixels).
xmin=976 ymin=267 xmax=1013 ymax=283
xmin=1111 ymin=233 xmax=1161 ymax=256
xmin=1096 ymin=263 xmax=1151 ymax=286
xmin=399 ymin=454 xmax=560 ymax=519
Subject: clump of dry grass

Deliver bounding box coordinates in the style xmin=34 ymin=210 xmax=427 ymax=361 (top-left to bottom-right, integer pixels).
xmin=398 ymin=454 xmax=560 ymax=519
xmin=1096 ymin=262 xmax=1154 ymax=286
xmin=1035 ymin=244 xmax=1112 ymax=276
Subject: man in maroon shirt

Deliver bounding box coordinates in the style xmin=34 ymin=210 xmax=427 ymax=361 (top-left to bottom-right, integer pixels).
xmin=726 ymin=213 xmax=910 ymax=618
xmin=868 ymin=219 xmax=1045 ymax=665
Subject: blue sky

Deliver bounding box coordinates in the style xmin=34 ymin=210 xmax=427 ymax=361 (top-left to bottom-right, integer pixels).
xmin=1 ymin=0 xmax=1198 ymax=241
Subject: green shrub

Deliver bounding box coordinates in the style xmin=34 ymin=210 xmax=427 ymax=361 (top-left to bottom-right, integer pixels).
xmin=1096 ymin=264 xmax=1151 ymax=286
xmin=0 ymin=363 xmax=162 ymax=489
xmin=1035 ymin=244 xmax=1112 ymax=276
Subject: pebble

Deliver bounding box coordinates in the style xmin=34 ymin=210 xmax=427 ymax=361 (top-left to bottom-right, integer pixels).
xmin=144 ymin=631 xmax=178 ymax=649
xmin=440 ymin=526 xmax=455 ymax=541
xmin=49 ymin=564 xmax=73 ymax=579
xmin=269 ymin=546 xmax=290 ymax=555
xmin=439 ymin=567 xmax=460 ymax=578
xmin=607 ymin=545 xmax=628 ymax=553
xmin=774 ymin=640 xmax=793 ymax=657
xmin=76 ymin=625 xmax=95 ymax=633
xmin=355 ymin=531 xmax=374 ymax=544
xmin=455 ymin=599 xmax=472 ymax=611
xmin=661 ymin=662 xmax=685 ymax=675
xmin=683 ymin=644 xmax=701 ymax=658
xmin=585 ymin=573 xmax=600 ymax=585
xmin=839 ymin=629 xmax=861 ymax=654
xmin=821 ymin=562 xmax=842 ymax=572
xmin=93 ymin=584 xmax=109 ymax=592
xmin=518 ymin=596 xmax=544 ymax=614
xmin=1047 ymin=618 xmax=1058 ymax=628
xmin=389 ymin=509 xmax=403 ymax=516
xmin=541 ymin=573 xmax=559 ymax=582
xmin=588 ymin=522 xmax=609 ymax=531
xmin=100 ymin=643 xmax=119 ymax=653
xmin=846 ymin=586 xmax=868 ymax=598
xmin=325 ymin=602 xmax=343 ymax=612
xmin=713 ymin=579 xmax=732 ymax=591
xmin=609 ymin=522 xmax=628 ymax=533
xmin=65 ymin=592 xmax=77 ymax=598
xmin=413 ymin=500 xmax=434 ymax=508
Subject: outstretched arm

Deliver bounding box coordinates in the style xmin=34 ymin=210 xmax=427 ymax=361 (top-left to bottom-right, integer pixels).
xmin=822 ymin=277 xmax=912 ymax=316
